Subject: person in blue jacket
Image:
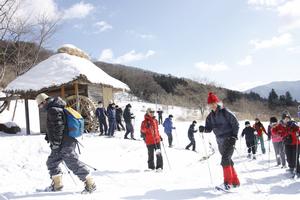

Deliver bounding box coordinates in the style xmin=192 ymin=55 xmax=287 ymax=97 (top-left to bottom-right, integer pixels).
xmin=163 ymin=115 xmax=176 ymax=147
xmin=107 ymin=101 xmax=116 ymax=137
xmin=95 ymin=101 xmax=108 ymax=136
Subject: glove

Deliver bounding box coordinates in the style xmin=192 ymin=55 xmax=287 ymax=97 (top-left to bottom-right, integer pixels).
xmin=173 ymin=127 xmax=176 ymax=130
xmin=51 ymin=144 xmax=60 ymax=150
xmin=227 ymin=136 xmax=237 ymax=146
xmin=199 ymin=125 xmax=205 ymax=132
xmin=44 ymin=134 xmax=49 ymax=143
xmin=160 ymin=136 xmax=163 ymax=141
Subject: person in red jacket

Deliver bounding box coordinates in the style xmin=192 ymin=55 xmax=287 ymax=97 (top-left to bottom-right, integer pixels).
xmin=141 ymin=108 xmax=163 ymax=171
xmin=270 ymin=117 xmax=286 ymax=168
xmin=281 ymin=113 xmax=300 ymax=175
xmin=253 ymin=118 xmax=267 ymax=154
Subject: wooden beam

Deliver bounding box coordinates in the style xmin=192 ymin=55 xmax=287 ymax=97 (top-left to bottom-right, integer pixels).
xmin=24 ymin=98 xmax=31 ymax=135
xmin=74 ymin=82 xmax=80 ymax=111
xmin=61 ymin=85 xmax=65 ymax=99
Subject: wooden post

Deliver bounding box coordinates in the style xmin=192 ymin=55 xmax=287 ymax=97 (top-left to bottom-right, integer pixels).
xmin=74 ymin=82 xmax=80 ymax=111
xmin=24 ymin=98 xmax=31 ymax=135
xmin=61 ymin=85 xmax=65 ymax=99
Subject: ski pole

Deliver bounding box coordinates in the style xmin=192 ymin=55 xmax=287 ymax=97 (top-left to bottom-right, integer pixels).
xmin=62 ymin=161 xmax=77 ymax=186
xmin=79 ymin=160 xmax=99 ymax=171
xmin=293 ymin=133 xmax=299 ymax=179
xmin=161 ymin=140 xmax=172 ymax=170
xmin=200 ymin=130 xmax=213 ymax=186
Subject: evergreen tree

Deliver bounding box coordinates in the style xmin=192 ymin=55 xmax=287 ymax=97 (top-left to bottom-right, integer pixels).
xmin=268 ymin=89 xmax=279 ymax=108
xmin=285 ymin=91 xmax=294 ymax=106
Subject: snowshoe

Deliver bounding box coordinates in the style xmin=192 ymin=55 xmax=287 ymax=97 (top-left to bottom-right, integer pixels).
xmin=215 ymin=183 xmax=231 ymax=192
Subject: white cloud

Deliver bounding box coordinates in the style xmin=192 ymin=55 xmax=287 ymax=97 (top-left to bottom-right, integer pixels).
xmin=278 ymin=0 xmax=300 ymax=17
xmin=237 ymin=56 xmax=253 ymax=66
xmin=194 ymin=62 xmax=229 ymax=72
xmin=277 ymin=0 xmax=300 ymax=31
xmin=14 ymin=0 xmax=60 ymax=24
xmin=250 ymin=33 xmax=292 ymax=49
xmin=98 ymin=49 xmax=155 ymax=64
xmin=94 ymin=21 xmax=113 ymax=32
xmin=126 ymin=30 xmax=155 ymax=39
xmin=99 ymin=49 xmax=114 ymax=62
xmin=248 ymin=0 xmax=286 ymax=7
xmin=63 ymin=2 xmax=94 ymax=20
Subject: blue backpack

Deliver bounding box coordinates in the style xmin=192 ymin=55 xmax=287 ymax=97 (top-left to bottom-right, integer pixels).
xmin=64 ymin=107 xmax=84 ymax=138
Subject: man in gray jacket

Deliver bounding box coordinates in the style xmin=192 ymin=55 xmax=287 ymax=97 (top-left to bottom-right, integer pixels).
xmin=36 ymin=93 xmax=96 ymax=193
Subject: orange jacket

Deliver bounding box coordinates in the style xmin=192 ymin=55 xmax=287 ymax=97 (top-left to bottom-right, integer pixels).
xmin=141 ymin=114 xmax=161 ymax=145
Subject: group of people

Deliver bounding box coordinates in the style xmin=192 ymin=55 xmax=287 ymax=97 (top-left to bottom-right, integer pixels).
xmin=95 ymin=101 xmax=135 ymax=140
xmin=34 ymin=91 xmax=299 ymax=193
xmin=241 ymin=112 xmax=300 ymax=176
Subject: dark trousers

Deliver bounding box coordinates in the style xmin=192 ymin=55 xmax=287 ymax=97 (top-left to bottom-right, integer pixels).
xmin=285 ymin=144 xmax=300 ymax=172
xmin=186 ymin=136 xmax=196 ymax=151
xmin=147 ymin=143 xmax=163 ymax=170
xmin=98 ymin=118 xmax=107 ymax=135
xmin=246 ymin=140 xmax=256 ymax=154
xmin=217 ymin=137 xmax=235 ymax=166
xmin=158 ymin=116 xmax=163 ymax=125
xmin=46 ymin=141 xmax=89 ymax=181
xmin=116 ymin=118 xmax=125 ymax=131
xmin=124 ymin=122 xmax=134 ymax=138
xmin=167 ymin=134 xmax=173 ymax=147
xmin=108 ymin=119 xmax=116 ymax=136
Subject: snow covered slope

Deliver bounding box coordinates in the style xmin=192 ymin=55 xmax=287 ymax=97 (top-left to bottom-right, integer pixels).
xmin=0 ymin=96 xmax=299 ymax=199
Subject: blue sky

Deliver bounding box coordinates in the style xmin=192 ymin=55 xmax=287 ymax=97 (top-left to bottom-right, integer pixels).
xmin=19 ymin=0 xmax=300 ymax=91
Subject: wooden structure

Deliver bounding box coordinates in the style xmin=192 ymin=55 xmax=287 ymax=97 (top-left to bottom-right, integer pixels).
xmin=3 ymin=45 xmax=129 ymax=134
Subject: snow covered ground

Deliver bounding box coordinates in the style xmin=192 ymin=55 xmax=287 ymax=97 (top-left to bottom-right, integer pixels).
xmin=0 ymin=96 xmax=299 ymax=200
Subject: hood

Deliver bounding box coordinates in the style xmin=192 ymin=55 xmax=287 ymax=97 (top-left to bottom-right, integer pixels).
xmin=46 ymin=97 xmax=66 ymax=110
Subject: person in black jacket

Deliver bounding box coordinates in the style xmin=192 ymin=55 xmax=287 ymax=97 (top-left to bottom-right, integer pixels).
xmin=115 ymin=105 xmax=125 ymax=131
xmin=35 ymin=93 xmax=96 ymax=193
xmin=95 ymin=101 xmax=108 ymax=136
xmin=123 ymin=104 xmax=135 ymax=139
xmin=241 ymin=121 xmax=257 ymax=159
xmin=185 ymin=120 xmax=197 ymax=151
xmin=199 ymin=92 xmax=240 ymax=191
xmin=107 ymin=101 xmax=117 ymax=137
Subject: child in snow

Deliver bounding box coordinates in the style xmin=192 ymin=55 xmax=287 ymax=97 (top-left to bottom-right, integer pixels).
xmin=140 ymin=108 xmax=163 ymax=171
xmin=185 ymin=121 xmax=198 ymax=151
xmin=95 ymin=101 xmax=108 ymax=136
xmin=199 ymin=92 xmax=240 ymax=191
xmin=163 ymin=115 xmax=176 ymax=147
xmin=253 ymin=118 xmax=267 ymax=154
xmin=241 ymin=121 xmax=257 ymax=159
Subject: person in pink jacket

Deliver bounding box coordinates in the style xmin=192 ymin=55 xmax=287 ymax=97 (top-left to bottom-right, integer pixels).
xmin=270 ymin=117 xmax=286 ymax=168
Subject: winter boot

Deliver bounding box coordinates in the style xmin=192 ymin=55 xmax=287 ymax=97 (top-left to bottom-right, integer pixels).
xmin=252 ymin=154 xmax=256 ymax=160
xmin=230 ymin=166 xmax=240 ymax=188
xmin=83 ymin=176 xmax=96 ymax=193
xmin=45 ymin=174 xmax=63 ymax=192
xmin=247 ymin=153 xmax=251 ymax=159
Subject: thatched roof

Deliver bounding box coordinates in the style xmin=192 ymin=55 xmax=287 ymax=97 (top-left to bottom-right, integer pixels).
xmin=4 ymin=45 xmax=130 ymax=96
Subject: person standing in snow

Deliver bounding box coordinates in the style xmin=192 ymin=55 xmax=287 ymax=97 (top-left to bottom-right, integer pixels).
xmin=253 ymin=118 xmax=267 ymax=154
xmin=199 ymin=92 xmax=240 ymax=190
xmin=35 ymin=93 xmax=96 ymax=193
xmin=163 ymin=115 xmax=176 ymax=147
xmin=185 ymin=120 xmax=198 ymax=151
xmin=140 ymin=108 xmax=163 ymax=170
xmin=269 ymin=116 xmax=286 ymax=168
xmin=123 ymin=104 xmax=135 ymax=140
xmin=95 ymin=101 xmax=108 ymax=136
xmin=157 ymin=108 xmax=164 ymax=125
xmin=241 ymin=121 xmax=257 ymax=159
xmin=107 ymin=101 xmax=117 ymax=137
xmin=115 ymin=105 xmax=125 ymax=131
xmin=280 ymin=112 xmax=300 ymax=174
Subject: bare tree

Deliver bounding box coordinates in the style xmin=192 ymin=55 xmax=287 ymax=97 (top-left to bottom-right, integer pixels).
xmin=0 ymin=0 xmax=59 ymax=84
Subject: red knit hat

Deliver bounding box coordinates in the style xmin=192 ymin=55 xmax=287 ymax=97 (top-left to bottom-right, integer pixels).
xmin=207 ymin=92 xmax=220 ymax=104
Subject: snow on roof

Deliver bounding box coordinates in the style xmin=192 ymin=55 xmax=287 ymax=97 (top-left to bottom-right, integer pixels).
xmin=5 ymin=53 xmax=130 ymax=92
